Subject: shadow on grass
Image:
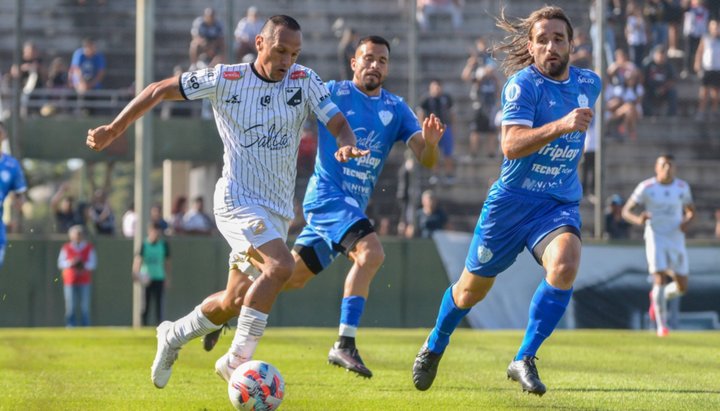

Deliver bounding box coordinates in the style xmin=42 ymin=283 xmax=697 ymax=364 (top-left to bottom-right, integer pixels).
xmin=556 ymin=387 xmax=720 ymax=394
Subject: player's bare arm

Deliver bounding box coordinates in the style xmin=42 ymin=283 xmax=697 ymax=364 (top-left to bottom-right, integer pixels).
xmin=408 ymin=113 xmax=444 ymax=168
xmin=325 ymin=112 xmax=370 ymax=162
xmin=621 ymin=199 xmax=650 ymax=226
xmin=680 ymin=204 xmax=696 ymax=233
xmin=501 ymin=107 xmax=593 ymax=160
xmin=86 ymin=76 xmax=184 ymax=151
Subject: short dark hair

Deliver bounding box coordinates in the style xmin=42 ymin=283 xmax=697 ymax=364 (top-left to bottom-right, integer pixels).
xmin=261 ymin=15 xmax=302 ymax=38
xmin=357 ymin=35 xmax=391 ymax=53
xmin=658 ymin=153 xmax=675 ymax=162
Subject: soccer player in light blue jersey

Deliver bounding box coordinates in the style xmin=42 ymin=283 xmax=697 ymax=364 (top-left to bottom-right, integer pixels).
xmin=0 ymin=123 xmax=27 ymax=267
xmin=413 ymin=6 xmax=601 ymax=396
xmin=283 ymin=35 xmax=444 ymax=378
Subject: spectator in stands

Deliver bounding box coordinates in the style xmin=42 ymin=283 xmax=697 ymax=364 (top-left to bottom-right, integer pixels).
xmin=50 ymin=183 xmax=87 ymax=234
xmin=234 ymin=6 xmax=263 ymax=63
xmin=694 ymin=19 xmax=720 ymax=119
xmin=170 ymin=195 xmax=187 ymax=235
xmin=417 ymin=79 xmax=456 ymax=184
xmin=69 ymin=38 xmax=106 ymax=93
xmin=133 ymin=222 xmax=171 ymax=326
xmin=337 ymin=27 xmax=359 ymax=80
xmin=182 ymin=196 xmax=214 ymax=235
xmin=150 ymin=204 xmax=170 ymax=235
xmin=416 ymin=0 xmax=463 ymax=32
xmin=665 ymin=0 xmax=686 ymax=57
xmin=58 ymin=225 xmax=96 ymax=327
xmin=604 ymin=194 xmax=631 ymax=239
xmin=461 ymin=37 xmax=500 ymax=159
xmin=46 ymin=57 xmax=69 ymax=89
xmin=627 ymin=1 xmax=650 ymax=68
xmin=7 ymin=41 xmax=44 ymax=94
xmin=415 ymin=189 xmax=448 ymax=238
xmin=88 ymin=189 xmax=115 ymax=235
xmin=607 ymin=70 xmax=644 ymax=140
xmin=190 ymin=8 xmax=225 ymax=67
xmin=121 ymin=202 xmax=135 ymax=238
xmin=644 ymin=0 xmax=670 ymax=49
xmin=570 ymin=30 xmax=593 ymax=69
xmin=590 ymin=0 xmax=619 ymax=66
xmin=608 ymin=48 xmax=639 ymax=87
xmin=643 ymin=45 xmax=679 ymax=116
xmin=683 ymin=0 xmax=710 ymax=76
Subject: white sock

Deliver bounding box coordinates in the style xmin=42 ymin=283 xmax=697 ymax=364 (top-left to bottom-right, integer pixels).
xmin=339 ymin=324 xmax=357 ymax=338
xmin=664 ymin=282 xmax=684 ymax=301
xmin=652 ymin=285 xmax=667 ymax=329
xmin=228 ymin=306 xmax=268 ymax=367
xmin=166 ymin=305 xmax=222 ymax=348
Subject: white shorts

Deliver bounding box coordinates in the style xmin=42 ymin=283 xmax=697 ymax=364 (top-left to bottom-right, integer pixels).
xmin=645 ymin=230 xmax=689 ymax=276
xmin=215 ymin=205 xmax=290 ymax=279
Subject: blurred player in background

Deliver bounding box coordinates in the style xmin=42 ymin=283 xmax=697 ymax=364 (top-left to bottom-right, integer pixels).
xmin=202 ymin=35 xmax=444 ymax=379
xmin=86 ymin=15 xmax=366 ymax=389
xmin=622 ymin=154 xmax=694 ymax=337
xmin=0 ymin=122 xmax=27 ymax=266
xmin=412 ymin=6 xmax=601 ymax=396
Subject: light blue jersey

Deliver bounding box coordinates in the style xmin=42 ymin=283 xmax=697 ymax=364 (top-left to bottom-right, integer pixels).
xmin=499 ymin=65 xmax=601 ymax=202
xmin=296 ymin=80 xmax=421 ymax=270
xmin=303 ymin=80 xmax=420 ymax=211
xmin=0 ymin=154 xmax=27 ymax=245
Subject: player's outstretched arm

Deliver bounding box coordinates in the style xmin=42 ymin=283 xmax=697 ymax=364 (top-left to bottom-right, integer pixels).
xmin=325 ymin=112 xmax=370 ymax=162
xmin=502 ymin=107 xmax=593 ymax=160
xmin=408 ymin=113 xmax=443 ymax=168
xmin=86 ymin=76 xmax=184 ymax=151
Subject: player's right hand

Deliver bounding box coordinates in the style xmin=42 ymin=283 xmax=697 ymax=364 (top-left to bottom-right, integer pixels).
xmin=86 ymin=125 xmax=121 ymax=152
xmin=563 ymin=108 xmax=593 ymax=133
xmin=640 ymin=211 xmax=651 ymax=224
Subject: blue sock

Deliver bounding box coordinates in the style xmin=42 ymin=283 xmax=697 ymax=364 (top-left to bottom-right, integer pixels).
xmin=426 ymin=285 xmax=470 ymax=354
xmin=340 ymin=296 xmax=366 ymax=327
xmin=515 ymin=279 xmax=572 ymax=360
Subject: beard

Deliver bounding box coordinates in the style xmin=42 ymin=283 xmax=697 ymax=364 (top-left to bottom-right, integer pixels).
xmin=361 ymin=75 xmax=382 ymax=92
xmin=543 ymin=53 xmax=570 ymax=78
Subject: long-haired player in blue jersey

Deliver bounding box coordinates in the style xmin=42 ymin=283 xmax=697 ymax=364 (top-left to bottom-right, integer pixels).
xmin=202 ymin=35 xmax=445 ymax=378
xmin=0 ymin=123 xmax=27 ymax=267
xmin=413 ymin=6 xmax=601 ymax=396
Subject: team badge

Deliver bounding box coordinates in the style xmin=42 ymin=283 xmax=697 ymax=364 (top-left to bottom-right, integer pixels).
xmin=504 ymin=83 xmax=521 ymax=102
xmin=285 ymin=88 xmax=302 ymax=106
xmin=0 ymin=170 xmax=9 ymax=183
xmin=290 ymin=70 xmax=308 ymax=80
xmin=223 ymin=71 xmax=242 ymax=80
xmin=577 ymin=94 xmax=589 ymax=108
xmin=477 ymin=245 xmax=493 ymax=264
xmin=378 ymin=110 xmax=393 ymax=126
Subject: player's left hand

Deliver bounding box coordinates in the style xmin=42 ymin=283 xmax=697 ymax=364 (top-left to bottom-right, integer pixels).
xmin=422 ymin=113 xmax=445 ymax=147
xmin=86 ymin=124 xmax=121 ymax=152
xmin=334 ymin=145 xmax=370 ymax=162
xmin=680 ymin=220 xmax=690 ymax=233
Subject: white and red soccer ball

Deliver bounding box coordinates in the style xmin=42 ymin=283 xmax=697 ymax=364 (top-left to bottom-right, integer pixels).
xmin=228 ymin=360 xmax=285 ymax=410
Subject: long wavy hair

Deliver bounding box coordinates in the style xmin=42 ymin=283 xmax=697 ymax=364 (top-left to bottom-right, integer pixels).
xmin=493 ymin=6 xmax=574 ymax=77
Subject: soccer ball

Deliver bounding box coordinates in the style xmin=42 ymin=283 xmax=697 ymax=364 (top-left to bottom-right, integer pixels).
xmin=228 ymin=360 xmax=285 ymax=411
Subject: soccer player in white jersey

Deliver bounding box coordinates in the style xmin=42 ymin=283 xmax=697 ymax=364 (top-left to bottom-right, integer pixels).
xmin=622 ymin=154 xmax=694 ymax=337
xmin=199 ymin=35 xmax=444 ymax=379
xmin=86 ymin=15 xmax=368 ymax=389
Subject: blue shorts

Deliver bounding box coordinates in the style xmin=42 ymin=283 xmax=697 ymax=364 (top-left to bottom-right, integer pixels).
xmin=294 ymin=197 xmax=368 ymax=271
xmin=438 ymin=125 xmax=454 ymax=158
xmin=465 ymin=185 xmax=581 ymax=277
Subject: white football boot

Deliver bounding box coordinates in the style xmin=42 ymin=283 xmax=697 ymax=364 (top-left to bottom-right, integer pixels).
xmin=151 ymin=321 xmax=180 ymax=388
xmin=215 ymin=352 xmax=237 ymax=383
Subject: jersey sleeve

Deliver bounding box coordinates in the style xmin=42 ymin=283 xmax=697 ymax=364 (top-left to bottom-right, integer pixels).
xmin=682 ymin=183 xmax=694 ymax=206
xmin=307 ymin=70 xmax=340 ymax=125
xmin=179 ymin=66 xmax=220 ymax=101
xmin=629 ymin=182 xmax=646 ymax=205
xmin=501 ymin=74 xmax=537 ymax=128
xmin=11 ymin=160 xmax=27 ymax=193
xmin=397 ymin=100 xmax=422 ymax=144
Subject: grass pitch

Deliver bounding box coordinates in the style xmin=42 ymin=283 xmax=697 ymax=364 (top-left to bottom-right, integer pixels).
xmin=1 ymin=328 xmax=718 ymax=410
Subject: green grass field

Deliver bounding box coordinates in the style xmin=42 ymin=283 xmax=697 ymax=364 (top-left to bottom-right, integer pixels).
xmin=1 ymin=328 xmax=719 ymax=410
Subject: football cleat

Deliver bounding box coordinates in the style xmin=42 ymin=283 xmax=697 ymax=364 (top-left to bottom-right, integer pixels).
xmin=657 ymin=326 xmax=669 ymax=337
xmin=327 ymin=342 xmax=373 ymax=378
xmin=648 ymin=291 xmax=656 ymax=323
xmin=215 ymin=352 xmax=237 ymax=383
xmin=151 ymin=321 xmax=180 ymax=389
xmin=412 ymin=346 xmax=443 ymax=391
xmin=507 ymin=356 xmax=546 ymax=396
xmin=202 ymin=323 xmax=229 ymax=352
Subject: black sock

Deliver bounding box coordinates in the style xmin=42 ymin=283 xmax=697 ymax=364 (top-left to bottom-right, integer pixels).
xmin=338 ymin=336 xmax=356 ymax=349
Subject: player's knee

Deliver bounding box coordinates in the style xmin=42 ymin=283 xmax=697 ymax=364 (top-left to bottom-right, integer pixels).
xmin=220 ymin=292 xmax=243 ymax=316
xmin=547 ymin=261 xmax=578 ymax=287
xmin=354 ymin=247 xmax=385 ymax=271
xmin=267 ymin=259 xmax=295 ymax=284
xmin=283 ymin=273 xmax=311 ymax=291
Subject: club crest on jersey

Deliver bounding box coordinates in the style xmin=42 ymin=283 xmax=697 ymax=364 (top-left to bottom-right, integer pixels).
xmin=577 ymin=94 xmax=589 ymax=108
xmin=477 ymin=246 xmax=493 ymax=264
xmin=378 ymin=110 xmax=393 ymax=126
xmin=286 ymin=87 xmax=302 ymax=106
xmin=0 ymin=170 xmax=10 ymax=183
xmin=290 ymin=70 xmax=308 ymax=80
xmin=223 ymin=71 xmax=242 ymax=80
